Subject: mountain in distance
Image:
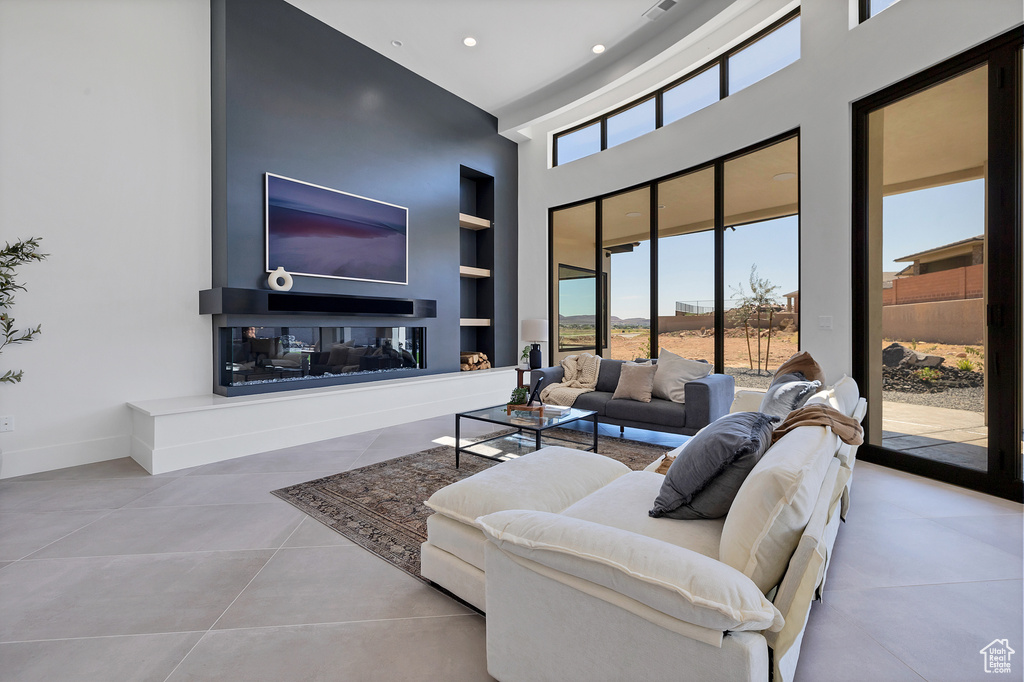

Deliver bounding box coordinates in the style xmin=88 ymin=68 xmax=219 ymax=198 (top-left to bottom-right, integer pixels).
xmin=559 ymin=314 xmax=650 ymax=327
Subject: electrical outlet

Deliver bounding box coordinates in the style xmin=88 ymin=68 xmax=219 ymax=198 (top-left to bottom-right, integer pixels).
xmin=0 ymin=416 xmax=12 ymax=432
xmin=818 ymin=316 xmax=833 ymax=330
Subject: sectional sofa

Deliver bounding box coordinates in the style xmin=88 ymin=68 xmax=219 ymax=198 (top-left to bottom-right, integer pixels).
xmin=421 ymin=376 xmax=865 ymax=682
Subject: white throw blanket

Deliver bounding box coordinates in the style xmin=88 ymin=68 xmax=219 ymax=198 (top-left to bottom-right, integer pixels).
xmin=540 ymin=353 xmax=601 ymax=407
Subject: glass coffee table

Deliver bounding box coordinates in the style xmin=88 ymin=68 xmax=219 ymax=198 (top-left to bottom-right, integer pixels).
xmin=454 ymin=404 xmax=599 ymax=468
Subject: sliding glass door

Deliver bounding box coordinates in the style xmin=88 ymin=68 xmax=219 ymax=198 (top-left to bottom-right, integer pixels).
xmin=853 ymin=31 xmax=1022 ymax=499
xmin=551 ymin=201 xmax=599 ymax=362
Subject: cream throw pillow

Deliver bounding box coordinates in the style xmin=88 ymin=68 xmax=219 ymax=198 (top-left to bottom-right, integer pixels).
xmin=803 ymin=376 xmax=861 ymax=420
xmin=612 ymin=362 xmax=658 ymax=402
xmin=652 ymin=349 xmax=712 ymax=402
xmin=831 ymin=375 xmax=860 ymax=418
xmin=718 ymin=424 xmax=837 ymax=593
xmin=479 ymin=509 xmax=784 ymax=633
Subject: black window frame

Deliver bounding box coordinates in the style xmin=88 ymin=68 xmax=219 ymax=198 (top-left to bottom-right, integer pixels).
xmin=548 ymin=128 xmax=801 ymax=374
xmin=551 ymin=119 xmax=602 ymax=168
xmin=724 ymin=11 xmax=802 ymax=96
xmin=661 ymin=61 xmax=720 ymax=128
xmin=605 ymin=94 xmax=659 ymax=150
xmin=552 ymin=9 xmax=801 ymax=167
xmin=858 ymin=0 xmax=902 ymax=23
xmin=851 ymin=28 xmax=1023 ymax=501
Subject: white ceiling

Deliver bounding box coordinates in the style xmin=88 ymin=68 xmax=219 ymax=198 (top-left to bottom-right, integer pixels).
xmin=285 ymin=0 xmax=715 ymax=116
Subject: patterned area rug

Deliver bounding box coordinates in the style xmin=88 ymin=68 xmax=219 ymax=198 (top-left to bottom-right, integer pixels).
xmin=271 ymin=428 xmax=674 ymax=582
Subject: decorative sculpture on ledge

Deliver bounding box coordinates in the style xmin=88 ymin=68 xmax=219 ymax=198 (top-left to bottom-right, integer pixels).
xmin=267 ymin=266 xmax=294 ymax=291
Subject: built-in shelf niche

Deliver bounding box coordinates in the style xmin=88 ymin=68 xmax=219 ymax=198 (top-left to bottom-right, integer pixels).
xmin=459 ymin=213 xmax=491 ymax=230
xmin=459 ymin=166 xmax=495 ymax=365
xmin=459 ymin=265 xmax=491 ymax=278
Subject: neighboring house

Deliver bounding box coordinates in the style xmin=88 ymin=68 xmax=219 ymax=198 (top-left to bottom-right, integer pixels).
xmin=884 ymin=235 xmax=984 ymax=306
xmin=895 ymin=235 xmax=984 ymax=276
xmin=784 ymin=290 xmax=798 ymax=313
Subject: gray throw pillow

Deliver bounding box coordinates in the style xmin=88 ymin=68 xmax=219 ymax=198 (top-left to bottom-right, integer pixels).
xmin=649 ymin=411 xmax=779 ymax=520
xmin=651 ymin=349 xmax=712 ymax=403
xmin=759 ymin=372 xmax=821 ymax=420
xmin=595 ymin=359 xmax=622 ymax=393
xmin=611 ymin=362 xmax=658 ymax=403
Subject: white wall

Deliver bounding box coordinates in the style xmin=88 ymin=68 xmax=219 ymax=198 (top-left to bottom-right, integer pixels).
xmin=516 ymin=0 xmax=1022 ymax=383
xmin=0 ymin=0 xmax=213 ymax=477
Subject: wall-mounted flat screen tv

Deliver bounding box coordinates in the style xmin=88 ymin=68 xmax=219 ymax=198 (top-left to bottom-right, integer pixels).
xmin=265 ymin=173 xmax=408 ymax=285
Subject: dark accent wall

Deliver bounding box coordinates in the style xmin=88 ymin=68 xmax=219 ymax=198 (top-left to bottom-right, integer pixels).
xmin=211 ymin=0 xmax=518 ymax=375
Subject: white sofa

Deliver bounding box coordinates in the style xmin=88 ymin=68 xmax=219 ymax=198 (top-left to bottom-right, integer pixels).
xmin=421 ymin=377 xmax=866 ymax=682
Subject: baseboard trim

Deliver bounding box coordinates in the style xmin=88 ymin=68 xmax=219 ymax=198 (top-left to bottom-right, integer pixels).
xmin=0 ymin=435 xmax=130 ymax=479
xmin=129 ymin=367 xmax=517 ymax=474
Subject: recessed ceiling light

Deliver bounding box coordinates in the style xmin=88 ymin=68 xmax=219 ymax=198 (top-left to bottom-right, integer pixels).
xmin=391 ymin=40 xmax=403 ymax=47
xmin=626 ymin=211 xmax=642 ymax=218
xmin=592 ymin=44 xmax=606 ymax=54
xmin=463 ymin=37 xmax=477 ymax=47
xmin=773 ymin=172 xmax=797 ymax=181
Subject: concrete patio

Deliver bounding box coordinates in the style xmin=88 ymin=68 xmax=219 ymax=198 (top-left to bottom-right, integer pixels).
xmin=880 ymin=401 xmax=1019 ymax=473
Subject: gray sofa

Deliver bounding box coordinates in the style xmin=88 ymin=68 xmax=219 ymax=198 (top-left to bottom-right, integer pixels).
xmin=530 ymin=358 xmax=735 ymax=436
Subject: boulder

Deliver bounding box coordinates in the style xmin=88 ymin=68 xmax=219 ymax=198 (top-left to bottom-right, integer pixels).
xmin=882 ymin=342 xmax=945 ymax=369
xmin=882 ymin=342 xmax=912 ymax=368
xmin=903 ymin=352 xmax=944 ymax=368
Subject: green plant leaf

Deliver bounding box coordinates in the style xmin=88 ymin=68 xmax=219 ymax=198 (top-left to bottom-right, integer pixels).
xmin=1 ymin=237 xmax=47 ymax=385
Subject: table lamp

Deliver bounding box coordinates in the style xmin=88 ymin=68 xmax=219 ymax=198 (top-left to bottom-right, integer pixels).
xmin=522 ymin=319 xmax=548 ymax=369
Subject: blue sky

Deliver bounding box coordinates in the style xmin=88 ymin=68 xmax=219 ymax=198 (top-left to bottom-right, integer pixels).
xmin=606 ymin=215 xmax=799 ymax=319
xmin=562 ymin=179 xmax=984 ymax=321
xmin=881 ymin=179 xmax=983 ymax=272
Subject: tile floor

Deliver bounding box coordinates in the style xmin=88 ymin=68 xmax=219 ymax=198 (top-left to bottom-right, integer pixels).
xmin=0 ymin=415 xmax=1021 ymax=681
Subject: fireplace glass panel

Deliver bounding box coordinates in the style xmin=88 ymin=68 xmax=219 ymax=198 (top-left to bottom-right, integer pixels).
xmin=220 ymin=326 xmax=426 ymax=387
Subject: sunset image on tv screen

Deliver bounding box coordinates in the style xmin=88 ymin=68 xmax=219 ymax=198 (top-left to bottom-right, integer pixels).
xmin=266 ymin=173 xmax=408 ymax=285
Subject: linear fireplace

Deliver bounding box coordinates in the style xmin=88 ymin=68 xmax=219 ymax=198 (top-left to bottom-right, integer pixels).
xmin=219 ymin=325 xmax=425 ymax=390
xmin=200 ymin=288 xmax=437 ymax=396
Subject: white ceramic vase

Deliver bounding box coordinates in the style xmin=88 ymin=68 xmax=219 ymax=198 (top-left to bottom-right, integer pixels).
xmin=268 ymin=266 xmax=294 ymax=291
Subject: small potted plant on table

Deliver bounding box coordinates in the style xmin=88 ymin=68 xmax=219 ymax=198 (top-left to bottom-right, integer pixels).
xmin=507 ymin=386 xmax=528 ymax=414
xmin=507 ymin=385 xmax=545 ymax=415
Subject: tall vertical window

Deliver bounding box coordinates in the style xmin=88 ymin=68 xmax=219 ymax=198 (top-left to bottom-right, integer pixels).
xmin=602 ymin=187 xmax=652 ymax=360
xmin=723 ymin=137 xmax=800 ymax=386
xmin=657 ymin=168 xmax=716 ymax=364
xmin=727 ymin=15 xmax=801 ymax=95
xmin=865 ymin=66 xmax=990 ymax=473
xmin=552 ymin=202 xmax=598 ymax=357
xmin=853 ymin=29 xmax=1022 ymax=499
